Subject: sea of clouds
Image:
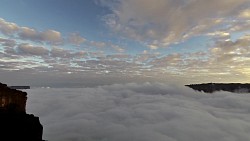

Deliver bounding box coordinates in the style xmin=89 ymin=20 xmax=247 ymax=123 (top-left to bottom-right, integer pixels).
xmin=26 ymin=83 xmax=250 ymax=141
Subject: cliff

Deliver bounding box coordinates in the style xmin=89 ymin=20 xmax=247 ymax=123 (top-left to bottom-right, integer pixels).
xmin=186 ymin=83 xmax=250 ymax=93
xmin=0 ymin=82 xmax=44 ymax=141
xmin=0 ymin=83 xmax=27 ymax=113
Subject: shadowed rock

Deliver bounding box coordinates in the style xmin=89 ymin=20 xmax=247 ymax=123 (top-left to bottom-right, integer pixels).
xmin=186 ymin=83 xmax=250 ymax=93
xmin=0 ymin=82 xmax=44 ymax=141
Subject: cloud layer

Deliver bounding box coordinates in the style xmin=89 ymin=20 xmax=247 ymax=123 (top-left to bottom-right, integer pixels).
xmin=26 ymin=83 xmax=250 ymax=141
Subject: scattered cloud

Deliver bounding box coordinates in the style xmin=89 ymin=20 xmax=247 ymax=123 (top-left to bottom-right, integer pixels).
xmin=207 ymin=31 xmax=231 ymax=40
xmin=151 ymin=53 xmax=183 ymax=67
xmin=0 ymin=18 xmax=63 ymax=44
xmin=0 ymin=18 xmax=19 ymax=35
xmin=40 ymin=30 xmax=62 ymax=44
xmin=1 ymin=33 xmax=250 ymax=85
xmin=19 ymin=28 xmax=63 ymax=44
xmin=50 ymin=47 xmax=87 ymax=59
xmin=89 ymin=41 xmax=107 ymax=48
xmin=87 ymin=40 xmax=126 ymax=53
xmin=239 ymin=9 xmax=250 ymax=19
xmin=68 ymin=33 xmax=86 ymax=46
xmin=17 ymin=43 xmax=49 ymax=56
xmin=0 ymin=37 xmax=16 ymax=47
xmin=1 ymin=12 xmax=250 ymax=85
xmin=50 ymin=47 xmax=70 ymax=58
xmin=111 ymin=44 xmax=125 ymax=53
xmin=148 ymin=44 xmax=158 ymax=50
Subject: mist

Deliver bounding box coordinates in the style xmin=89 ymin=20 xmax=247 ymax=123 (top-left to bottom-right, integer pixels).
xmin=26 ymin=83 xmax=250 ymax=141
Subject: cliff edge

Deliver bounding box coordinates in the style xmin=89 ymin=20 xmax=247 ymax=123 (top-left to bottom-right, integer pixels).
xmin=0 ymin=82 xmax=44 ymax=141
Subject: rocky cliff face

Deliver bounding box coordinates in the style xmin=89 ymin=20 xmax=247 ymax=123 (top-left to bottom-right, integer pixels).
xmin=0 ymin=83 xmax=27 ymax=113
xmin=0 ymin=82 xmax=44 ymax=141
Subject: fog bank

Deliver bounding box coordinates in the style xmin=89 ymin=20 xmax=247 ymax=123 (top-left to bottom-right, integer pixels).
xmin=26 ymin=83 xmax=250 ymax=141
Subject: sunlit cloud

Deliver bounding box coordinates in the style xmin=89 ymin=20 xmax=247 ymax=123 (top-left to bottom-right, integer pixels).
xmin=17 ymin=43 xmax=49 ymax=56
xmin=0 ymin=18 xmax=19 ymax=35
xmin=0 ymin=18 xmax=63 ymax=44
xmin=68 ymin=33 xmax=86 ymax=46
xmin=102 ymin=0 xmax=250 ymax=47
xmin=239 ymin=9 xmax=250 ymax=19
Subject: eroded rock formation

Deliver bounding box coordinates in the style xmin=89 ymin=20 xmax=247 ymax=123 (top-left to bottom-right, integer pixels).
xmin=0 ymin=82 xmax=44 ymax=141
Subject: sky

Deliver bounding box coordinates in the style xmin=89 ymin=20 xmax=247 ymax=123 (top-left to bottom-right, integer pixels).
xmin=1 ymin=0 xmax=250 ymax=87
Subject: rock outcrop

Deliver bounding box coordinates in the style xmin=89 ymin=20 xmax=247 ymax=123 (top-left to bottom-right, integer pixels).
xmin=0 ymin=82 xmax=44 ymax=141
xmin=0 ymin=83 xmax=27 ymax=113
xmin=186 ymin=83 xmax=250 ymax=93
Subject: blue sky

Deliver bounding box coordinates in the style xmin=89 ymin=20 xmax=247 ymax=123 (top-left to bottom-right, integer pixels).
xmin=1 ymin=0 xmax=250 ymax=87
xmin=0 ymin=0 xmax=104 ymax=32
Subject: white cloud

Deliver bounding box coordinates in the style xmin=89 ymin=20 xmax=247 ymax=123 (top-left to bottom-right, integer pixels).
xmin=40 ymin=30 xmax=62 ymax=44
xmin=17 ymin=43 xmax=49 ymax=56
xmin=1 ymin=14 xmax=250 ymax=83
xmin=89 ymin=41 xmax=107 ymax=48
xmin=0 ymin=37 xmax=16 ymax=47
xmin=239 ymin=9 xmax=250 ymax=19
xmin=68 ymin=33 xmax=86 ymax=46
xmin=151 ymin=53 xmax=183 ymax=67
xmin=106 ymin=54 xmax=131 ymax=60
xmin=0 ymin=18 xmax=19 ymax=35
xmin=49 ymin=47 xmax=87 ymax=59
xmin=50 ymin=47 xmax=70 ymax=58
xmin=148 ymin=44 xmax=158 ymax=50
xmin=18 ymin=27 xmax=38 ymax=40
xmin=207 ymin=31 xmax=230 ymax=39
xmin=102 ymin=0 xmax=250 ymax=46
xmin=1 ymin=33 xmax=250 ymax=84
xmin=18 ymin=27 xmax=63 ymax=44
xmin=111 ymin=44 xmax=125 ymax=53
xmin=0 ymin=18 xmax=63 ymax=44
xmin=26 ymin=83 xmax=250 ymax=141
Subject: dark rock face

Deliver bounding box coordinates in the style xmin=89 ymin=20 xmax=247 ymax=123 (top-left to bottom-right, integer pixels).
xmin=0 ymin=82 xmax=44 ymax=141
xmin=186 ymin=83 xmax=250 ymax=93
xmin=0 ymin=83 xmax=27 ymax=113
xmin=0 ymin=113 xmax=43 ymax=141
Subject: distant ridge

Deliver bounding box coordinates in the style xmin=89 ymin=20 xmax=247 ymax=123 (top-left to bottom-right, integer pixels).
xmin=9 ymin=86 xmax=30 ymax=89
xmin=185 ymin=83 xmax=250 ymax=93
